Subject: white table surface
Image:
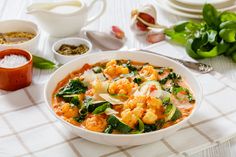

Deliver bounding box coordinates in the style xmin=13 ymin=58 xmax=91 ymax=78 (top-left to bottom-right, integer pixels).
xmin=0 ymin=0 xmax=236 ymax=156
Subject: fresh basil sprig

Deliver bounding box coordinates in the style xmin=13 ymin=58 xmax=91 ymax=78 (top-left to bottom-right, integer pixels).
xmin=165 ymin=4 xmax=236 ymax=63
xmin=32 ymin=55 xmax=58 ymax=69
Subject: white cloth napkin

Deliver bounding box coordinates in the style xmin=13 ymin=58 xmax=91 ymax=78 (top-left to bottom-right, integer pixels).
xmin=1 ymin=42 xmax=236 ymax=157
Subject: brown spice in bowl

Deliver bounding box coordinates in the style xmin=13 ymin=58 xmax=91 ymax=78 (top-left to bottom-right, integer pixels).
xmin=57 ymin=44 xmax=89 ymax=56
xmin=0 ymin=32 xmax=35 ymax=44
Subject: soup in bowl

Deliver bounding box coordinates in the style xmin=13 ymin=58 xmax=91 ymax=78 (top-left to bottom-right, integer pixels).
xmin=44 ymin=51 xmax=202 ymax=146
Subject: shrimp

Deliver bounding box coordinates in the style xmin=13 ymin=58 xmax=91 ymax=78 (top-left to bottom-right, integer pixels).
xmin=121 ymin=109 xmax=138 ymax=128
xmin=146 ymin=96 xmax=162 ymax=111
xmin=139 ymin=65 xmax=158 ymax=81
xmin=104 ymin=60 xmax=129 ymax=79
xmin=108 ymin=78 xmax=133 ymax=95
xmin=142 ymin=109 xmax=158 ymax=124
xmin=123 ymin=95 xmax=146 ymax=109
xmin=61 ymin=103 xmax=79 ymax=118
xmin=83 ymin=115 xmax=107 ymax=132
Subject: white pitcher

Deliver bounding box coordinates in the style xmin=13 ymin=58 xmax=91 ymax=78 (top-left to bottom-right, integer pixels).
xmin=27 ymin=0 xmax=106 ymax=37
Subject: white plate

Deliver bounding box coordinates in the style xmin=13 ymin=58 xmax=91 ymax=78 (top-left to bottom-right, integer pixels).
xmin=175 ymin=0 xmax=233 ymax=6
xmin=168 ymin=0 xmax=236 ymax=13
xmin=44 ymin=51 xmax=202 ymax=146
xmin=155 ymin=0 xmax=202 ymax=19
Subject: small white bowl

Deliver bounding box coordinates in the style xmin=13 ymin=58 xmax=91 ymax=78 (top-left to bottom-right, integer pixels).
xmin=0 ymin=20 xmax=40 ymax=54
xmin=52 ymin=37 xmax=92 ymax=64
xmin=45 ymin=51 xmax=203 ymax=146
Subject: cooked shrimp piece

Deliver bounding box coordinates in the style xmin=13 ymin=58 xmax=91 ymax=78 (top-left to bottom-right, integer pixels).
xmin=104 ymin=60 xmax=129 ymax=79
xmin=133 ymin=106 xmax=145 ymax=118
xmin=156 ymin=69 xmax=170 ymax=80
xmin=142 ymin=109 xmax=158 ymax=124
xmin=139 ymin=65 xmax=158 ymax=81
xmin=121 ymin=109 xmax=138 ymax=128
xmin=61 ymin=103 xmax=79 ymax=118
xmin=108 ymin=78 xmax=133 ymax=95
xmin=84 ymin=115 xmax=107 ymax=132
xmin=124 ymin=95 xmax=146 ymax=109
xmin=146 ymin=96 xmax=162 ymax=111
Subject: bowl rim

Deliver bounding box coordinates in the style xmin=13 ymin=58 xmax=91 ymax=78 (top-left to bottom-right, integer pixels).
xmin=52 ymin=37 xmax=92 ymax=58
xmin=0 ymin=19 xmax=40 ymax=46
xmin=0 ymin=48 xmax=33 ymax=70
xmin=44 ymin=50 xmax=203 ymax=137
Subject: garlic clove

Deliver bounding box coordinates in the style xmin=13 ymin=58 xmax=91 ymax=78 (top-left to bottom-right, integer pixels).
xmin=139 ymin=4 xmax=157 ymax=22
xmin=146 ymin=29 xmax=165 ymax=44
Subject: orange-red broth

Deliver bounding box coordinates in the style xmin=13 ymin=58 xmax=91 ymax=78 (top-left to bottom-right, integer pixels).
xmin=52 ymin=60 xmax=195 ymax=134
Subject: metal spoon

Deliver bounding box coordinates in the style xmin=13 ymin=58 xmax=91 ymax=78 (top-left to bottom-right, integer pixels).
xmin=86 ymin=31 xmax=213 ymax=73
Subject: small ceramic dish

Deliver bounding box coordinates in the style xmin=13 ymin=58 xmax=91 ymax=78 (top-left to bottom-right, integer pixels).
xmin=52 ymin=37 xmax=92 ymax=64
xmin=0 ymin=20 xmax=40 ymax=54
xmin=0 ymin=49 xmax=33 ymax=91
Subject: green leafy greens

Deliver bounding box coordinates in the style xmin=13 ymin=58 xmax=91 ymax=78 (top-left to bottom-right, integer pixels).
xmin=56 ymin=78 xmax=87 ymax=97
xmin=32 ymin=55 xmax=58 ymax=69
xmin=165 ymin=4 xmax=236 ymax=62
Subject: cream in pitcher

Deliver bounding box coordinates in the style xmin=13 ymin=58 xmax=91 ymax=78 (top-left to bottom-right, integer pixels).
xmin=26 ymin=0 xmax=106 ymax=37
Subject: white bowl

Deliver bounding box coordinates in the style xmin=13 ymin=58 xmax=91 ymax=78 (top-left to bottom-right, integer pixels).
xmin=44 ymin=51 xmax=203 ymax=146
xmin=0 ymin=20 xmax=40 ymax=54
xmin=52 ymin=37 xmax=92 ymax=64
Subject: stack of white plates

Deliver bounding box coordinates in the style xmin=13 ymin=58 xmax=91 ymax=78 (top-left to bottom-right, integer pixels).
xmin=155 ymin=0 xmax=236 ymax=19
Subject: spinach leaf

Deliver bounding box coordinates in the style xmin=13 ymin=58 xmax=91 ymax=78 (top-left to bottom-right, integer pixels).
xmin=219 ymin=29 xmax=236 ymax=43
xmin=62 ymin=95 xmax=80 ymax=107
xmin=162 ymin=97 xmax=170 ymax=106
xmin=84 ymin=98 xmax=107 ymax=113
xmin=203 ymin=4 xmax=220 ymax=29
xmin=131 ymin=118 xmax=145 ymax=134
xmin=74 ymin=106 xmax=88 ymax=123
xmin=217 ymin=40 xmax=230 ymax=55
xmin=197 ymin=46 xmax=218 ymax=58
xmin=123 ymin=60 xmax=138 ymax=72
xmin=164 ymin=28 xmax=187 ymax=45
xmin=225 ymin=43 xmax=236 ymax=56
xmin=33 ymin=55 xmax=57 ymax=69
xmin=133 ymin=77 xmax=142 ymax=85
xmin=220 ymin=12 xmax=236 ymax=22
xmin=92 ymin=102 xmax=111 ymax=114
xmin=159 ymin=72 xmax=181 ymax=85
xmin=232 ymin=52 xmax=236 ymax=63
xmin=156 ymin=119 xmax=165 ymax=130
xmin=186 ymin=39 xmax=203 ymax=59
xmin=207 ymin=30 xmax=218 ymax=44
xmin=144 ymin=124 xmax=157 ymax=133
xmin=74 ymin=116 xmax=86 ymax=123
xmin=56 ymin=78 xmax=87 ymax=97
xmin=104 ymin=125 xmax=113 ymax=134
xmin=220 ymin=20 xmax=236 ymax=29
xmin=174 ymin=21 xmax=189 ymax=32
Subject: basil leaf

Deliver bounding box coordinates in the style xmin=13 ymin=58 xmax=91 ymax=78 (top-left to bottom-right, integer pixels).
xmin=232 ymin=52 xmax=236 ymax=63
xmin=203 ymin=4 xmax=220 ymax=28
xmin=92 ymin=103 xmax=111 ymax=114
xmin=133 ymin=78 xmax=142 ymax=85
xmin=32 ymin=55 xmax=57 ymax=69
xmin=104 ymin=125 xmax=113 ymax=134
xmin=174 ymin=22 xmax=189 ymax=32
xmin=56 ymin=78 xmax=87 ymax=97
xmin=220 ymin=12 xmax=236 ymax=22
xmin=219 ymin=29 xmax=236 ymax=43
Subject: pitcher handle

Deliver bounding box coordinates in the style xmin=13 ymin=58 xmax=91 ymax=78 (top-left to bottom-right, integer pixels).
xmin=85 ymin=0 xmax=106 ymax=26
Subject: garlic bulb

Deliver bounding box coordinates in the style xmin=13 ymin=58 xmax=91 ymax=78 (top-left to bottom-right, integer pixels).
xmin=131 ymin=4 xmax=166 ymax=35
